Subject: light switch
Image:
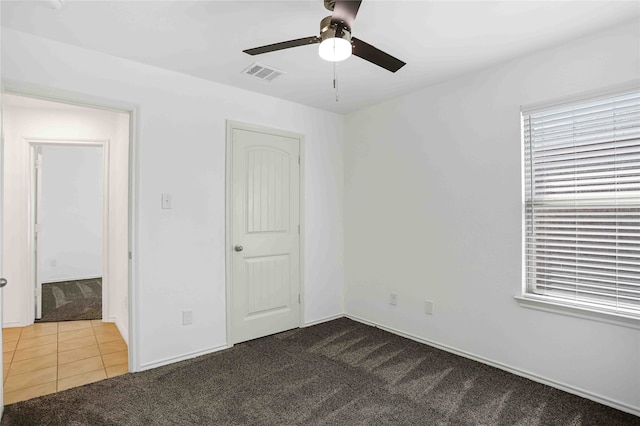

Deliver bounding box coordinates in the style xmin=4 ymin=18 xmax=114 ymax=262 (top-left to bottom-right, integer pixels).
xmin=162 ymin=193 xmax=172 ymax=209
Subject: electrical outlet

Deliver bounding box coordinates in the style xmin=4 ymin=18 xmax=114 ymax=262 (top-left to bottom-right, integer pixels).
xmin=182 ymin=310 xmax=193 ymax=325
xmin=390 ymin=293 xmax=398 ymax=306
xmin=425 ymin=300 xmax=434 ymax=315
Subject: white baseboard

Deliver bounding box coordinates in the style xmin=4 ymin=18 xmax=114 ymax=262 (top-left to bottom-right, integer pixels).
xmin=116 ymin=319 xmax=128 ymax=346
xmin=139 ymin=344 xmax=228 ymax=372
xmin=2 ymin=321 xmax=27 ymax=329
xmin=345 ymin=314 xmax=640 ymax=417
xmin=105 ymin=317 xmax=128 ymax=346
xmin=303 ymin=313 xmax=344 ymax=327
xmin=42 ymin=275 xmax=102 ymax=284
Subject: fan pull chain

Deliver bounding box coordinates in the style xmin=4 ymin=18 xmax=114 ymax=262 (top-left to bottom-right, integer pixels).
xmin=333 ymin=61 xmax=339 ymax=102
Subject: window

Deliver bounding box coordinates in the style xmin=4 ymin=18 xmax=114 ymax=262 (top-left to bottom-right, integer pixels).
xmin=522 ymin=88 xmax=640 ymax=319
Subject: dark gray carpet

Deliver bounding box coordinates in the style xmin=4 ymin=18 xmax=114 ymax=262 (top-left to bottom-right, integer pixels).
xmin=37 ymin=278 xmax=102 ymax=322
xmin=2 ymin=318 xmax=638 ymax=425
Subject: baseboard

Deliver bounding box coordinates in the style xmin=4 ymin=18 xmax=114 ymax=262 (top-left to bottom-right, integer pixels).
xmin=42 ymin=275 xmax=102 ymax=284
xmin=139 ymin=344 xmax=228 ymax=372
xmin=2 ymin=321 xmax=27 ymax=329
xmin=113 ymin=317 xmax=129 ymax=346
xmin=344 ymin=314 xmax=640 ymax=417
xmin=303 ymin=313 xmax=344 ymax=327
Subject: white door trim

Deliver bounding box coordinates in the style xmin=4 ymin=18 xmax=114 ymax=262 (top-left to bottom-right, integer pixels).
xmin=2 ymin=79 xmax=140 ymax=372
xmin=25 ymin=138 xmax=111 ymax=324
xmin=225 ymin=120 xmax=305 ymax=347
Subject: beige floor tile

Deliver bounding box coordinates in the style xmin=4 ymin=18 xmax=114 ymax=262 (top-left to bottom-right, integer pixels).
xmin=58 ymin=345 xmax=101 ymax=365
xmin=9 ymin=353 xmax=58 ymax=376
xmin=98 ymin=340 xmax=128 ymax=355
xmin=4 ymin=366 xmax=57 ymax=393
xmin=3 ymin=340 xmax=18 ymax=352
xmin=4 ymin=381 xmax=57 ymax=405
xmin=9 ymin=354 xmax=57 ymax=376
xmin=94 ymin=330 xmax=123 ymax=344
xmin=57 ymin=368 xmax=106 ymax=392
xmin=20 ymin=326 xmax=58 ymax=340
xmin=58 ymin=335 xmax=97 ymax=352
xmin=106 ymin=364 xmax=128 ymax=378
xmin=58 ymin=356 xmax=105 ymax=380
xmin=27 ymin=322 xmax=58 ymax=331
xmin=3 ymin=328 xmax=22 ymax=343
xmin=91 ymin=320 xmax=116 ymax=329
xmin=101 ymin=350 xmax=128 ymax=368
xmin=16 ymin=333 xmax=58 ymax=350
xmin=58 ymin=321 xmax=92 ymax=333
xmin=13 ymin=342 xmax=57 ymax=362
xmin=58 ymin=327 xmax=95 ymax=342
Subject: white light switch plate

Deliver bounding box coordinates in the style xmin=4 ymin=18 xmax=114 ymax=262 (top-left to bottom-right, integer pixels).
xmin=162 ymin=193 xmax=172 ymax=209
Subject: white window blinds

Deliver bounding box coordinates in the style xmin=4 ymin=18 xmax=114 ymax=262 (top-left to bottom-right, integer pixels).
xmin=523 ymin=89 xmax=640 ymax=317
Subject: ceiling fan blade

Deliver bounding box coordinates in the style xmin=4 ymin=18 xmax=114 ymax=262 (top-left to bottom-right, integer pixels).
xmin=331 ymin=0 xmax=362 ymax=30
xmin=351 ymin=37 xmax=406 ymax=73
xmin=243 ymin=36 xmax=320 ymax=56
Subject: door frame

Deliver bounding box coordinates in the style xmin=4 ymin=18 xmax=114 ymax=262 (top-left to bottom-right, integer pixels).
xmin=1 ymin=79 xmax=140 ymax=372
xmin=224 ymin=120 xmax=305 ymax=347
xmin=26 ymin=138 xmax=110 ymax=322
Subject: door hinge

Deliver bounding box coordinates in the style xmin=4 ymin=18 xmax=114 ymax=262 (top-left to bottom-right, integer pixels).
xmin=35 ymin=223 xmax=41 ymax=233
xmin=298 ymin=156 xmax=301 ymax=165
xmin=128 ymin=251 xmax=132 ymax=260
xmin=35 ymin=159 xmax=42 ymax=169
xmin=298 ymin=294 xmax=301 ymax=304
xmin=298 ymin=224 xmax=300 ymax=234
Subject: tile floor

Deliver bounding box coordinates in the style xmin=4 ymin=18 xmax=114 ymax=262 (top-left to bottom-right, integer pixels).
xmin=2 ymin=320 xmax=128 ymax=405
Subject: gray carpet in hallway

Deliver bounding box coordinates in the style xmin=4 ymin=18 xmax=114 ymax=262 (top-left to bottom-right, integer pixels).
xmin=38 ymin=278 xmax=102 ymax=322
xmin=2 ymin=318 xmax=637 ymax=425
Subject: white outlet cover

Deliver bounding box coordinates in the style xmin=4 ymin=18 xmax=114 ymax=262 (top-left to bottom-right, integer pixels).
xmin=390 ymin=293 xmax=398 ymax=306
xmin=182 ymin=310 xmax=193 ymax=325
xmin=425 ymin=300 xmax=434 ymax=315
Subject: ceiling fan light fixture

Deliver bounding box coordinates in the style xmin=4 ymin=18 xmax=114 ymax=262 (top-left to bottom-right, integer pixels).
xmin=318 ymin=37 xmax=352 ymax=62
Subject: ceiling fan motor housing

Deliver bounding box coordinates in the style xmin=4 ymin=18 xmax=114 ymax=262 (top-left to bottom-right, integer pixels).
xmin=320 ymin=15 xmax=351 ymax=44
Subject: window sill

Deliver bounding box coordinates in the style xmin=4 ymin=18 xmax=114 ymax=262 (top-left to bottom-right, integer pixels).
xmin=515 ymin=295 xmax=640 ymax=330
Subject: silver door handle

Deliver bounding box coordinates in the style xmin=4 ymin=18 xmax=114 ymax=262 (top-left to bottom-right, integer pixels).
xmin=0 ymin=278 xmax=7 ymax=288
xmin=234 ymin=245 xmax=244 ymax=252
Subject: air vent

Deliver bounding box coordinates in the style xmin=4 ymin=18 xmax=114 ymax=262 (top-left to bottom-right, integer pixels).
xmin=242 ymin=63 xmax=285 ymax=82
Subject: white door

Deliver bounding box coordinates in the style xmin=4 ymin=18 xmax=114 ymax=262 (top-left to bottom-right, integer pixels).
xmin=230 ymin=125 xmax=301 ymax=344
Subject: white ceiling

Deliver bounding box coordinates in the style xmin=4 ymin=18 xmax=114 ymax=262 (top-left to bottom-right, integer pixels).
xmin=1 ymin=1 xmax=638 ymax=114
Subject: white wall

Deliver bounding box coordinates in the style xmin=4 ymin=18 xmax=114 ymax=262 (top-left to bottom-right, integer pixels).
xmin=1 ymin=103 xmax=130 ymax=341
xmin=344 ymin=22 xmax=640 ymax=413
xmin=40 ymin=145 xmax=103 ymax=283
xmin=1 ymin=28 xmax=344 ymax=369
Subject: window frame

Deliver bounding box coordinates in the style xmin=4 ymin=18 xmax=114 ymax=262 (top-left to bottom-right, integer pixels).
xmin=517 ymin=82 xmax=640 ymax=329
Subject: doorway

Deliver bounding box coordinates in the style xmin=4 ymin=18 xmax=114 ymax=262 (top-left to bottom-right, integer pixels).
xmin=31 ymin=142 xmax=107 ymax=323
xmin=225 ymin=121 xmax=305 ymax=345
xmin=1 ymin=93 xmax=132 ymax=404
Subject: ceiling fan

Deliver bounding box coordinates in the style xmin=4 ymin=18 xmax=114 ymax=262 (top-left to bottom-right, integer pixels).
xmin=243 ymin=0 xmax=406 ymax=73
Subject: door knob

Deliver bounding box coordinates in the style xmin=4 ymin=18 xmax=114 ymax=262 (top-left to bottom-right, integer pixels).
xmin=0 ymin=278 xmax=7 ymax=288
xmin=234 ymin=245 xmax=244 ymax=252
